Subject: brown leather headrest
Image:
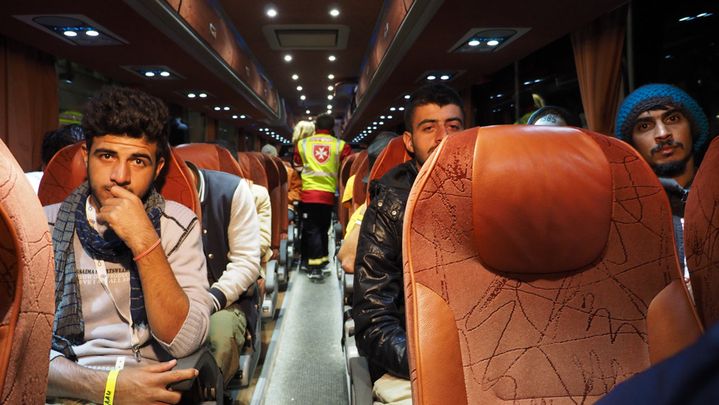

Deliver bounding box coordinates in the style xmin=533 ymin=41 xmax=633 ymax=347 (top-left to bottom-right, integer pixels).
xmin=471 ymin=126 xmax=612 ymax=274
xmin=174 ymin=143 xmax=244 ymax=177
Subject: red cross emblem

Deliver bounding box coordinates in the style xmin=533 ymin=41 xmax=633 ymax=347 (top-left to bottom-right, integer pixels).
xmin=313 ymin=145 xmax=330 ymax=163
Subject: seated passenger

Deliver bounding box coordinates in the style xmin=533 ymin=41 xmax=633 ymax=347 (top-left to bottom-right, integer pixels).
xmin=338 ymin=132 xmax=396 ymax=274
xmin=25 ymin=124 xmax=85 ymax=193
xmin=184 ymin=161 xmax=261 ymax=387
xmin=45 ymin=87 xmax=211 ymax=404
xmin=614 ymin=84 xmax=710 ymax=269
xmin=352 ymin=84 xmax=465 ymax=403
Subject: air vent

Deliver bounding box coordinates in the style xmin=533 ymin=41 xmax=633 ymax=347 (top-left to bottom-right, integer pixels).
xmin=449 ymin=28 xmax=530 ymax=53
xmin=13 ymin=14 xmax=127 ymax=46
xmin=263 ymin=25 xmax=349 ymax=50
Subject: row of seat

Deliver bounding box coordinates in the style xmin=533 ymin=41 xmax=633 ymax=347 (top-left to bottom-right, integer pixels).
xmin=336 ymin=136 xmax=411 ymax=404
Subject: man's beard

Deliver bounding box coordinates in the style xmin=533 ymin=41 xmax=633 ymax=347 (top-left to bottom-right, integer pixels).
xmin=649 ymin=139 xmax=692 ymax=178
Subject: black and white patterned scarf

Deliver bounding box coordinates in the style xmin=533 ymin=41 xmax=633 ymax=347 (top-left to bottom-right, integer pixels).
xmin=51 ymin=181 xmax=164 ymax=360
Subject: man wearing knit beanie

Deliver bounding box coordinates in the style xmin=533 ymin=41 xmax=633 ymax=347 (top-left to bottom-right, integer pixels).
xmin=615 ymin=83 xmax=710 ymax=268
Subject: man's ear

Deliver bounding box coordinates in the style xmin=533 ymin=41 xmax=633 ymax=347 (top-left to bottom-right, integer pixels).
xmin=154 ymin=157 xmax=165 ymax=179
xmin=402 ymin=131 xmax=415 ymax=155
xmin=81 ymin=143 xmax=89 ymax=168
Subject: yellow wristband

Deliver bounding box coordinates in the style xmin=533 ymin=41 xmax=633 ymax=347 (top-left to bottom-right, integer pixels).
xmin=104 ymin=369 xmax=120 ymax=405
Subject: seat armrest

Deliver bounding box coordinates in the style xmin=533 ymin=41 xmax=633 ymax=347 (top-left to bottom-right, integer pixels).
xmin=172 ymin=347 xmax=223 ymax=400
xmin=348 ymin=356 xmax=373 ymax=405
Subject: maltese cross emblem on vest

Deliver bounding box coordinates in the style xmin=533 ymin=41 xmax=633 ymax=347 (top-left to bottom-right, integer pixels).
xmin=313 ymin=144 xmax=330 ymax=163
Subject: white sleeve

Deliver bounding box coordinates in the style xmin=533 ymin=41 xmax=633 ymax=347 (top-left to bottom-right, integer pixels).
xmin=252 ymin=184 xmax=274 ymax=263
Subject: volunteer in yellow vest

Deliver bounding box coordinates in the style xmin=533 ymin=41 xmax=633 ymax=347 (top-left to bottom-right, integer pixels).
xmin=293 ymin=114 xmax=352 ymax=280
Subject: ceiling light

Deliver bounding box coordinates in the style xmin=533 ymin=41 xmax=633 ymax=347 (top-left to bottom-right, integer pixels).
xmin=144 ymin=71 xmax=155 ymax=77
xmin=240 ymin=115 xmax=246 ymax=119
xmin=379 ymin=121 xmax=384 ymax=125
xmin=63 ymin=30 xmax=78 ymax=37
xmin=223 ymin=106 xmax=230 ymax=111
xmin=398 ymin=107 xmax=405 ymax=111
xmin=327 ymin=85 xmax=334 ymax=91
xmin=199 ymin=93 xmax=208 ymax=98
xmin=329 ymin=8 xmax=340 ymax=17
xmin=291 ymin=74 xmax=299 ymax=80
xmin=387 ymin=115 xmax=393 ymax=119
xmin=487 ymin=39 xmax=500 ymax=46
xmin=187 ymin=93 xmax=196 ymax=98
xmin=284 ymin=54 xmax=293 ymax=62
xmin=232 ymin=115 xmax=238 ymax=119
xmin=328 ymin=55 xmax=336 ymax=62
xmin=327 ymin=104 xmax=333 ymax=110
xmin=327 ymin=95 xmax=333 ymax=100
xmin=306 ymin=109 xmax=311 ymax=114
xmin=300 ymin=95 xmax=306 ymax=100
xmin=326 ymin=110 xmax=332 ymax=114
xmin=85 ymin=30 xmax=99 ymax=37
xmin=266 ymin=8 xmax=278 ymax=18
xmin=468 ymin=39 xmax=480 ymax=47
xmin=404 ymin=95 xmax=411 ymax=100
xmin=296 ymin=85 xmax=303 ymax=91
xmin=214 ymin=106 xmax=221 ymax=111
xmin=440 ymin=74 xmax=450 ymax=80
xmin=390 ymin=107 xmax=396 ymax=111
xmin=328 ymin=74 xmax=335 ymax=80
xmin=426 ymin=75 xmax=437 ymax=80
xmin=380 ymin=116 xmax=386 ymax=119
xmin=160 ymin=71 xmax=171 ymax=77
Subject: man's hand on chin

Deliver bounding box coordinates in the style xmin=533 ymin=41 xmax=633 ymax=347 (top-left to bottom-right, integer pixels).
xmin=96 ymin=185 xmax=158 ymax=254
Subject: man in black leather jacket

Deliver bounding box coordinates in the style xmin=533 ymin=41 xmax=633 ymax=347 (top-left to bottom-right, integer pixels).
xmin=352 ymin=84 xmax=465 ymax=401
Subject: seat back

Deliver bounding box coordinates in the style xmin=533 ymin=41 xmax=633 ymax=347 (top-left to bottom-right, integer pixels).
xmin=686 ymin=136 xmax=719 ymax=328
xmin=338 ymin=152 xmax=359 ymax=233
xmin=350 ymin=151 xmax=369 ymax=212
xmin=37 ymin=142 xmax=85 ymax=206
xmin=268 ymin=155 xmax=289 ymax=236
xmin=174 ymin=143 xmax=245 ymax=177
xmin=403 ymin=125 xmax=702 ymax=404
xmin=38 ymin=142 xmax=201 ymax=220
xmin=0 ymin=139 xmax=54 ymax=403
xmin=237 ymin=152 xmax=269 ymax=189
xmin=367 ymin=136 xmax=410 ymax=185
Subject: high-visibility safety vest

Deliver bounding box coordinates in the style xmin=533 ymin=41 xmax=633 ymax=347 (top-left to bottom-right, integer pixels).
xmin=298 ymin=134 xmax=345 ymax=193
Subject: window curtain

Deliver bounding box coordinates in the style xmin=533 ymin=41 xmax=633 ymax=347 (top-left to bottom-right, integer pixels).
xmin=571 ymin=6 xmax=627 ymax=136
xmin=0 ymin=36 xmax=58 ymax=171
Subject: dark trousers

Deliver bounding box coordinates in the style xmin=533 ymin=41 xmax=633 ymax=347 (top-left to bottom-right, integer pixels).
xmin=301 ymin=202 xmax=332 ymax=266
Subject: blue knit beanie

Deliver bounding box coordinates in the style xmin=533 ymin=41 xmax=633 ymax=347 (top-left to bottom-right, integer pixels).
xmin=615 ymin=84 xmax=709 ymax=157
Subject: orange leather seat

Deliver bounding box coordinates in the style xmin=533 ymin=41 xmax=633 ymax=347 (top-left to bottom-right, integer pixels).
xmin=686 ymin=136 xmax=719 ymax=328
xmin=403 ymin=125 xmax=702 ymax=404
xmin=38 ymin=143 xmax=201 ymax=221
xmin=174 ymin=143 xmax=245 ymax=177
xmin=237 ymin=152 xmax=269 ymax=189
xmin=367 ymin=136 xmax=410 ymax=187
xmin=338 ymin=152 xmax=359 ymax=233
xmin=350 ymin=151 xmax=369 ymax=214
xmin=0 ymin=139 xmax=54 ymax=403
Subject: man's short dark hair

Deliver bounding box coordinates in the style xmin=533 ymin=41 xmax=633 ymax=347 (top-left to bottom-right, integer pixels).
xmin=82 ymin=86 xmax=170 ymax=166
xmin=315 ymin=114 xmax=335 ymax=132
xmin=404 ymin=84 xmax=464 ymax=130
xmin=41 ymin=124 xmax=85 ymax=167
